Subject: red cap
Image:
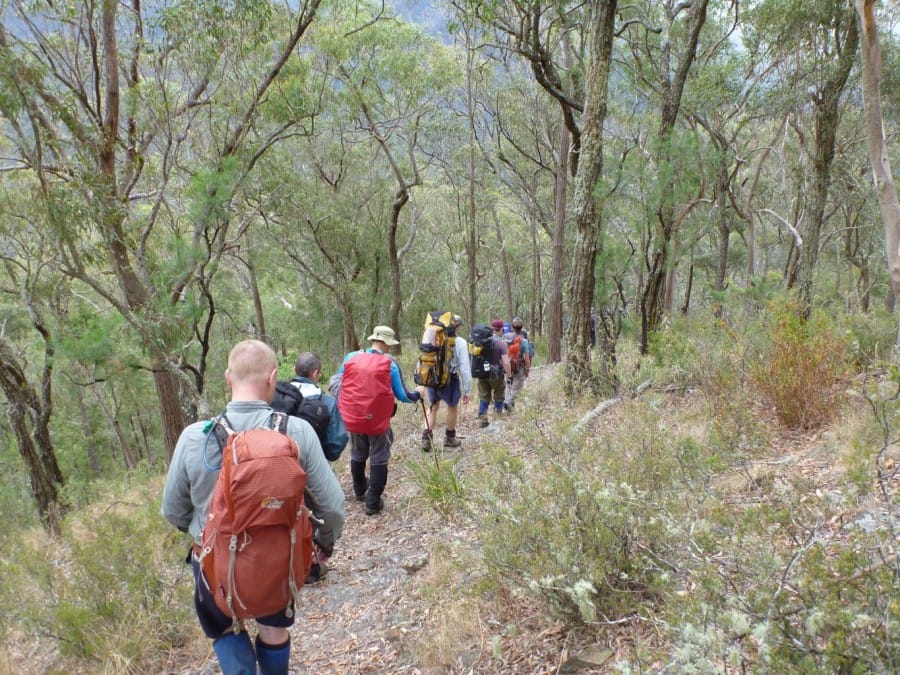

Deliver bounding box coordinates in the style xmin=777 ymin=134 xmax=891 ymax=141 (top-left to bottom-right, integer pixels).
xmin=491 ymin=319 xmax=504 ymax=330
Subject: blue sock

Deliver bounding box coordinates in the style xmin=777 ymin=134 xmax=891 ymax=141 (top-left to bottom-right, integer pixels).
xmin=479 ymin=401 xmax=488 ymax=415
xmin=256 ymin=635 xmax=290 ymax=675
xmin=213 ymin=632 xmax=257 ymax=674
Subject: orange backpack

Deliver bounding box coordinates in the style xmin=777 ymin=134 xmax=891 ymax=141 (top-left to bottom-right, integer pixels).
xmin=507 ymin=335 xmax=523 ymax=372
xmin=198 ymin=413 xmax=313 ymax=629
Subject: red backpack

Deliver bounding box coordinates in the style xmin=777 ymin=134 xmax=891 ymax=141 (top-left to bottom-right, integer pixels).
xmin=337 ymin=351 xmax=395 ymax=435
xmin=198 ymin=413 xmax=313 ymax=629
xmin=507 ymin=335 xmax=523 ymax=372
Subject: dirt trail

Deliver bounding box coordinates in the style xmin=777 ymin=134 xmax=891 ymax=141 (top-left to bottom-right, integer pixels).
xmin=186 ymin=385 xmax=517 ymax=674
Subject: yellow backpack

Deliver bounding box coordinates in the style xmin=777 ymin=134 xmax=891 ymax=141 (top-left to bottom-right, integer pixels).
xmin=413 ymin=311 xmax=456 ymax=389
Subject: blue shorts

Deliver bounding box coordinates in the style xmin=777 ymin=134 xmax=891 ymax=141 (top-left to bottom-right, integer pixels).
xmin=427 ymin=374 xmax=461 ymax=407
xmin=191 ymin=550 xmax=294 ymax=638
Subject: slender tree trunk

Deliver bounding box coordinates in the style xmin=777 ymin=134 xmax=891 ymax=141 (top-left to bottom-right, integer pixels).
xmin=465 ymin=39 xmax=479 ymax=327
xmin=564 ymin=0 xmax=618 ymax=395
xmin=493 ymin=209 xmax=514 ymax=318
xmin=855 ymin=0 xmax=900 ymax=325
xmin=388 ymin=188 xmax=408 ymax=339
xmin=530 ymin=208 xmax=541 ymax=338
xmin=548 ymin=116 xmax=569 ymax=363
xmin=245 ymin=256 xmax=268 ymax=344
xmin=639 ymin=0 xmax=709 ymax=354
xmin=788 ymin=10 xmax=858 ymax=319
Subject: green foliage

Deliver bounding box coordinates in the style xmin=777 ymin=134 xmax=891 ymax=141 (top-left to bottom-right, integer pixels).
xmin=838 ymin=309 xmax=898 ymax=367
xmin=666 ymin=493 xmax=899 ymax=673
xmin=469 ymin=431 xmax=674 ymax=625
xmin=0 ymin=471 xmax=195 ymax=670
xmin=406 ymin=454 xmax=465 ymax=516
xmin=750 ymin=301 xmax=850 ymax=430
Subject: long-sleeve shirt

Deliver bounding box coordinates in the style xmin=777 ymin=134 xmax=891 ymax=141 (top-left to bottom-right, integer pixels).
xmin=452 ymin=336 xmax=473 ymax=395
xmin=161 ymin=400 xmax=345 ymax=552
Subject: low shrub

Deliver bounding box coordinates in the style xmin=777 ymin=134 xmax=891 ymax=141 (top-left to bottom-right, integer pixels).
xmin=0 ymin=470 xmax=197 ymax=672
xmin=751 ymin=301 xmax=850 ymax=430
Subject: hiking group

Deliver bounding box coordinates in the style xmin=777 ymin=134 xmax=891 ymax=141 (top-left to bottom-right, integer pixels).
xmin=161 ymin=315 xmax=533 ymax=674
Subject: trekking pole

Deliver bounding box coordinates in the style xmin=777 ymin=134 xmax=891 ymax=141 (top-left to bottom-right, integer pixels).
xmin=419 ymin=400 xmax=440 ymax=467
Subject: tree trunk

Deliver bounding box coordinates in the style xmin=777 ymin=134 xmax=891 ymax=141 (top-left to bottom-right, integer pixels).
xmin=639 ymin=0 xmax=710 ymax=354
xmin=245 ymin=256 xmax=268 ymax=345
xmin=854 ymin=0 xmax=900 ymax=323
xmin=564 ymin=0 xmax=618 ymax=396
xmin=465 ymin=38 xmax=479 ymax=328
xmin=388 ymin=187 xmax=408 ymax=340
xmin=493 ymin=208 xmax=514 ymax=318
xmin=0 ymin=339 xmax=65 ymax=533
xmin=548 ymin=115 xmax=569 ymax=364
xmin=530 ymin=208 xmax=541 ymax=339
xmin=788 ymin=10 xmax=858 ymax=319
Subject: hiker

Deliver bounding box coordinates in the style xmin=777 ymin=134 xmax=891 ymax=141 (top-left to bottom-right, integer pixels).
xmin=162 ymin=339 xmax=345 ymax=674
xmin=503 ymin=317 xmax=532 ymax=413
xmin=270 ymin=351 xmax=348 ymax=584
xmin=477 ymin=319 xmax=512 ymax=427
xmin=337 ymin=325 xmax=423 ymax=515
xmin=272 ymin=351 xmax=348 ymax=462
xmin=421 ymin=314 xmax=472 ymax=451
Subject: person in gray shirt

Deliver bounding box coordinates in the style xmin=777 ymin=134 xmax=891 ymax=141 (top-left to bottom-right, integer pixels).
xmin=162 ymin=339 xmax=345 ymax=674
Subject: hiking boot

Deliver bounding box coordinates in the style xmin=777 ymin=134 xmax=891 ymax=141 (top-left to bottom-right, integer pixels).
xmin=305 ymin=562 xmax=327 ymax=584
xmin=353 ymin=493 xmax=366 ymax=502
xmin=443 ymin=431 xmax=461 ymax=448
xmin=478 ymin=414 xmax=489 ymax=428
xmin=365 ymin=498 xmax=384 ymax=516
xmin=421 ymin=429 xmax=433 ymax=452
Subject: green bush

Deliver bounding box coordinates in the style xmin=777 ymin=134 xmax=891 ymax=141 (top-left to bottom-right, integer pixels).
xmin=751 ymin=301 xmax=850 ymax=430
xmin=469 ymin=431 xmax=674 ymax=626
xmin=0 ymin=470 xmax=196 ymax=672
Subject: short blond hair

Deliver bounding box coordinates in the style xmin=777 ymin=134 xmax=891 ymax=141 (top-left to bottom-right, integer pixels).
xmin=227 ymin=340 xmax=277 ymax=385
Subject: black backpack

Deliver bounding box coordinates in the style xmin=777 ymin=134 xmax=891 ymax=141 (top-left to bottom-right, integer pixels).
xmin=272 ymin=381 xmax=331 ymax=444
xmin=469 ymin=323 xmax=495 ymax=380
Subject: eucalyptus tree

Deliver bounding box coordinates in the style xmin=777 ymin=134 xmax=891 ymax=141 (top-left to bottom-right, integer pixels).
xmin=451 ymin=52 xmax=556 ymax=331
xmin=563 ymin=0 xmax=618 ymax=394
xmin=746 ymin=0 xmax=859 ymax=319
xmin=675 ymin=5 xmax=779 ymax=313
xmin=260 ymin=128 xmax=389 ymax=352
xmin=0 ymin=0 xmax=324 ymax=460
xmin=451 ymin=0 xmax=588 ymax=364
xmin=855 ymin=0 xmax=900 ymax=322
xmin=615 ymin=0 xmax=711 ymax=353
xmin=301 ymin=1 xmax=460 ymax=343
xmin=0 ymin=209 xmax=66 ymax=532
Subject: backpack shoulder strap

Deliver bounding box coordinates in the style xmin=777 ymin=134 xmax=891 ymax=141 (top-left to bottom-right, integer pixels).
xmin=270 ymin=410 xmax=290 ymax=435
xmin=203 ymin=413 xmax=233 ymax=471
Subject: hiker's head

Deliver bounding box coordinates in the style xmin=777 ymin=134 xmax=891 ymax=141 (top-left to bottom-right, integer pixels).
xmin=453 ymin=314 xmax=463 ymax=328
xmin=512 ymin=317 xmax=523 ymax=331
xmin=490 ymin=319 xmax=504 ymax=334
xmin=295 ymin=352 xmax=322 ymax=381
xmin=226 ymin=340 xmax=278 ymax=402
xmin=367 ymin=325 xmax=399 ymax=350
